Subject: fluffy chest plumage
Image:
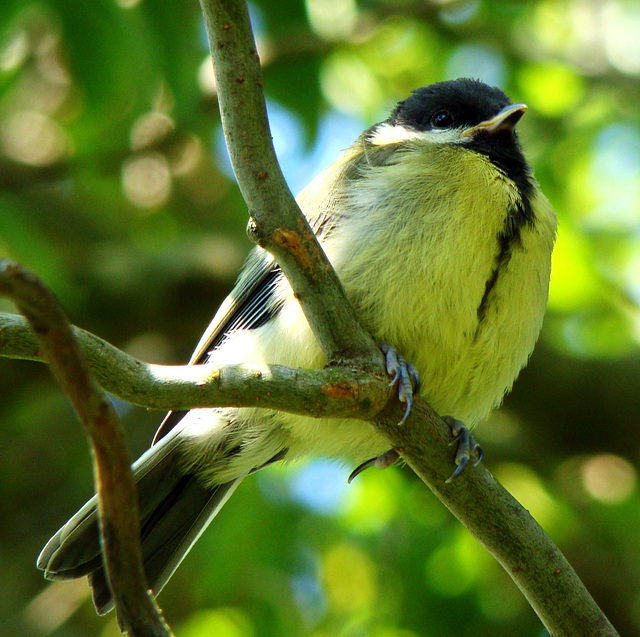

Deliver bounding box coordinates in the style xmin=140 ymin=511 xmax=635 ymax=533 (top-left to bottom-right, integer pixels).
xmin=324 ymin=144 xmax=556 ymax=425
xmin=204 ymin=141 xmax=555 ymax=466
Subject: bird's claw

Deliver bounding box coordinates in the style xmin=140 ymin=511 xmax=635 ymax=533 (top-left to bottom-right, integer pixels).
xmin=444 ymin=416 xmax=483 ymax=482
xmin=380 ymin=343 xmax=420 ymax=424
xmin=348 ymin=448 xmax=400 ymax=484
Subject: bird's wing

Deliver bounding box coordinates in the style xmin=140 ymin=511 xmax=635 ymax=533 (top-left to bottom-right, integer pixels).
xmin=152 ymin=248 xmax=284 ymax=443
xmin=188 ymin=249 xmax=283 ymax=365
xmin=153 ymin=139 xmax=399 ymax=444
xmin=152 ymin=213 xmax=336 ymax=444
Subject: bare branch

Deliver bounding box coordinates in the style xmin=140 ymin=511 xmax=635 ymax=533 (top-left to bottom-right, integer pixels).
xmin=0 ymin=312 xmax=391 ymax=419
xmin=372 ymin=404 xmax=620 ymax=637
xmin=0 ymin=260 xmax=172 ymax=637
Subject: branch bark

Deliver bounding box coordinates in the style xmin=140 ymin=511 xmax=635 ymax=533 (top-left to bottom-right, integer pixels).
xmin=0 ymin=311 xmax=391 ymax=418
xmin=0 ymin=261 xmax=172 ymax=637
xmin=372 ymin=405 xmax=620 ymax=637
xmin=199 ymin=0 xmax=382 ymax=368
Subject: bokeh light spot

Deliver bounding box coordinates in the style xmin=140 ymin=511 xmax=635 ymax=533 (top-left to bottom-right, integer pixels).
xmin=341 ymin=465 xmax=400 ymax=534
xmin=180 ymin=608 xmax=254 ymax=637
xmin=117 ymin=0 xmax=143 ymax=8
xmin=130 ymin=111 xmax=176 ymax=152
xmin=518 ymin=63 xmax=584 ymax=117
xmin=305 ymin=0 xmax=358 ymax=41
xmin=322 ymin=542 xmax=376 ymax=612
xmin=603 ymin=0 xmax=640 ymax=74
xmin=446 ymin=43 xmax=507 ymax=87
xmin=547 ymin=226 xmax=599 ymax=312
xmin=494 ymin=463 xmax=559 ymax=528
xmin=586 ymin=123 xmax=640 ymax=230
xmin=581 ymin=454 xmax=637 ymax=503
xmin=0 ymin=110 xmax=70 ymax=166
xmin=122 ymin=152 xmax=172 ymax=210
xmin=198 ymin=55 xmax=217 ymax=96
xmin=439 ymin=0 xmax=480 ymax=26
xmin=290 ymin=459 xmax=350 ymax=515
xmin=321 ymin=52 xmax=382 ymax=118
xmin=0 ymin=28 xmax=29 ymax=72
xmin=425 ymin=533 xmax=483 ymax=597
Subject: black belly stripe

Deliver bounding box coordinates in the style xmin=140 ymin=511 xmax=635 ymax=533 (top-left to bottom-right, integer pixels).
xmin=476 ymin=246 xmax=510 ymax=325
xmin=475 ymin=196 xmax=534 ymax=327
xmin=458 ymin=128 xmax=540 ymax=329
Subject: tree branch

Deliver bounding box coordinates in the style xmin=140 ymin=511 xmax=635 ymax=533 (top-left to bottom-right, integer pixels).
xmin=199 ymin=0 xmax=382 ymax=368
xmin=0 ymin=312 xmax=391 ymax=419
xmin=0 ymin=261 xmax=172 ymax=637
xmin=372 ymin=405 xmax=620 ymax=637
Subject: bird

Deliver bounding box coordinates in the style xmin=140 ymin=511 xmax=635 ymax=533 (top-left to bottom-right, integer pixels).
xmin=37 ymin=78 xmax=557 ymax=615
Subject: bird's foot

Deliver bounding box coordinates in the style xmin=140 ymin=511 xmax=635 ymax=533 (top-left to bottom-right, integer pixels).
xmin=380 ymin=343 xmax=420 ymax=424
xmin=348 ymin=448 xmax=401 ymax=484
xmin=444 ymin=416 xmax=484 ymax=482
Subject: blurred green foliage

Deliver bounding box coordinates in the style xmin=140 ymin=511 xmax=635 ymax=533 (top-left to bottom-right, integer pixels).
xmin=1 ymin=0 xmax=640 ymax=635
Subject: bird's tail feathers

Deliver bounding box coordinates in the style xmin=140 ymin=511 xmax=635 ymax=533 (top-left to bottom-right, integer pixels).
xmin=37 ymin=427 xmax=244 ymax=615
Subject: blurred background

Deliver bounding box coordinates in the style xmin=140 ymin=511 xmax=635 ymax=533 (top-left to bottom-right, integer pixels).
xmin=1 ymin=0 xmax=639 ymax=635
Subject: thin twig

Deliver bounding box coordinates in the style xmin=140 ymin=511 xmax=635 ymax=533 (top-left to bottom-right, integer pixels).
xmin=0 ymin=260 xmax=173 ymax=637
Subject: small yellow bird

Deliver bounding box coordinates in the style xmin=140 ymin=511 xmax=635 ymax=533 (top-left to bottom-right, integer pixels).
xmin=38 ymin=78 xmax=556 ymax=614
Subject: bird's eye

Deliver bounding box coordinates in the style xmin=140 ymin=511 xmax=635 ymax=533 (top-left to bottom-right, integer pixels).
xmin=430 ymin=110 xmax=453 ymax=129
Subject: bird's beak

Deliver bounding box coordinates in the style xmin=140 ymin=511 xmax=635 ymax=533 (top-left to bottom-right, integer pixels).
xmin=461 ymin=103 xmax=528 ymax=138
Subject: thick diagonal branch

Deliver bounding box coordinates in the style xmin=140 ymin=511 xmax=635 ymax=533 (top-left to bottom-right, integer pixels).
xmin=199 ymin=0 xmax=382 ymax=368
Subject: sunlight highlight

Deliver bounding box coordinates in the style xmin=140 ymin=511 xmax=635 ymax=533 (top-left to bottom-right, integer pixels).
xmin=581 ymin=454 xmax=637 ymax=503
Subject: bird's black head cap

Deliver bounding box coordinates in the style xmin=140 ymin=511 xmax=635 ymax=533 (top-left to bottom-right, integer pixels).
xmin=387 ymin=78 xmax=513 ymax=133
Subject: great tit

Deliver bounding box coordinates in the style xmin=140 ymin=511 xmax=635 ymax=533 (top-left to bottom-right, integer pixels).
xmin=37 ymin=78 xmax=556 ymax=614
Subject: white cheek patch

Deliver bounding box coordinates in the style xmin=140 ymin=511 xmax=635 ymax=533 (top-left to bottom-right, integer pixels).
xmin=368 ymin=122 xmax=462 ymax=147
